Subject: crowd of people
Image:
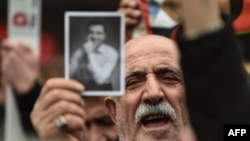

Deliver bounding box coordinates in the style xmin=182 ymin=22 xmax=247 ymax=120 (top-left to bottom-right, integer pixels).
xmin=0 ymin=0 xmax=249 ymax=141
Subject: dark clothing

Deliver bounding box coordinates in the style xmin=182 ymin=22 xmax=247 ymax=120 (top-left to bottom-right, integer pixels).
xmin=0 ymin=105 xmax=4 ymax=140
xmin=70 ymin=49 xmax=94 ymax=89
xmin=14 ymin=81 xmax=41 ymax=134
xmin=176 ymin=16 xmax=250 ymax=141
xmin=0 ymin=81 xmax=41 ymax=140
xmin=238 ymin=33 xmax=250 ymax=61
xmin=151 ymin=26 xmax=177 ymax=38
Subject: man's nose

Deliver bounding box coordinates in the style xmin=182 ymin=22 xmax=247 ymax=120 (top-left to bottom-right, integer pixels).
xmin=142 ymin=75 xmax=164 ymax=104
xmin=88 ymin=124 xmax=107 ymax=141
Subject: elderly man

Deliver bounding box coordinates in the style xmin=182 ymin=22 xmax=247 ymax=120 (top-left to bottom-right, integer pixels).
xmin=105 ymin=35 xmax=189 ymax=141
xmin=31 ymin=34 xmax=189 ymax=141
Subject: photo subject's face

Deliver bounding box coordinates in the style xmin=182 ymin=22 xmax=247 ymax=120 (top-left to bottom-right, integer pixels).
xmin=116 ymin=35 xmax=188 ymax=141
xmin=88 ymin=24 xmax=106 ymax=48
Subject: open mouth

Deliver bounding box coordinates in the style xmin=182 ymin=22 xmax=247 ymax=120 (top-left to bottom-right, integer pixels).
xmin=141 ymin=114 xmax=170 ymax=128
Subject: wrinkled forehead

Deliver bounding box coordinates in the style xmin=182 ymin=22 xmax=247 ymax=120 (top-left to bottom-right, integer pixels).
xmin=125 ymin=35 xmax=180 ymax=63
xmin=84 ymin=97 xmax=109 ymax=120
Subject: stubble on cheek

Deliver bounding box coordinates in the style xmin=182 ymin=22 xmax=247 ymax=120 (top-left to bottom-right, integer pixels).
xmin=115 ymin=100 xmax=140 ymax=141
xmin=116 ymin=101 xmax=130 ymax=141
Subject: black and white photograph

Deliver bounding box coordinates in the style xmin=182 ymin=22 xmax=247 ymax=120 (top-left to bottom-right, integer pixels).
xmin=65 ymin=12 xmax=125 ymax=96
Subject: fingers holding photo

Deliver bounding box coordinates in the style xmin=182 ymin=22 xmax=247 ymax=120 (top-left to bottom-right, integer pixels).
xmin=31 ymin=78 xmax=86 ymax=141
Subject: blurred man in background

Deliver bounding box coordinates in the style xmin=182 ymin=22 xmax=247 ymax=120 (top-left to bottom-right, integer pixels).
xmin=83 ymin=97 xmax=117 ymax=141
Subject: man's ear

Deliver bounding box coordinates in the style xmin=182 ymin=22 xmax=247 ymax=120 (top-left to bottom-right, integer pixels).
xmin=104 ymin=96 xmax=117 ymax=123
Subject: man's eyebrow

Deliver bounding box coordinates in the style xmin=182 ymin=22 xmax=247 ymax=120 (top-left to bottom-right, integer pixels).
xmin=125 ymin=71 xmax=146 ymax=80
xmin=155 ymin=67 xmax=182 ymax=76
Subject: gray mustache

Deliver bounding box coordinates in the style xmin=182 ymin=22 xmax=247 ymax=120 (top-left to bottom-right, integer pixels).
xmin=135 ymin=101 xmax=176 ymax=125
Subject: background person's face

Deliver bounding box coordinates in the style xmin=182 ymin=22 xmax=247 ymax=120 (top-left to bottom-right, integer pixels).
xmin=87 ymin=24 xmax=106 ymax=48
xmin=115 ymin=36 xmax=188 ymax=141
xmin=84 ymin=97 xmax=117 ymax=141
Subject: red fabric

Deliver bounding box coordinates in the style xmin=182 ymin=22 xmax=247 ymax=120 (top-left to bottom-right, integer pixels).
xmin=39 ymin=32 xmax=59 ymax=68
xmin=170 ymin=25 xmax=181 ymax=41
xmin=140 ymin=0 xmax=153 ymax=35
xmin=0 ymin=23 xmax=7 ymax=40
xmin=126 ymin=0 xmax=153 ymax=41
xmin=233 ymin=0 xmax=250 ymax=33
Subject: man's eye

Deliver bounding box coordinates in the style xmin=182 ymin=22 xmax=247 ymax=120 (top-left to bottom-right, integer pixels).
xmin=96 ymin=117 xmax=114 ymax=127
xmin=126 ymin=79 xmax=143 ymax=90
xmin=85 ymin=120 xmax=91 ymax=130
xmin=160 ymin=75 xmax=180 ymax=85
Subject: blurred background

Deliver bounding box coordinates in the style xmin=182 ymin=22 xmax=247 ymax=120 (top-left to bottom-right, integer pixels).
xmin=0 ymin=0 xmax=120 ymax=81
xmin=1 ymin=0 xmax=250 ymax=79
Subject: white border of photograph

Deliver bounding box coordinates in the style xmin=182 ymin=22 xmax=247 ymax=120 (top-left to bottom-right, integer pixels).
xmin=65 ymin=11 xmax=125 ymax=96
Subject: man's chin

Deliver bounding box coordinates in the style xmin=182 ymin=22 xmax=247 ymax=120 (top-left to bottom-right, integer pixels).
xmin=136 ymin=124 xmax=177 ymax=141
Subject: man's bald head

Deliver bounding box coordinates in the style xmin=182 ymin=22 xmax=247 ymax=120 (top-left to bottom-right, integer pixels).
xmin=124 ymin=35 xmax=181 ymax=76
xmin=125 ymin=35 xmax=180 ymax=64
